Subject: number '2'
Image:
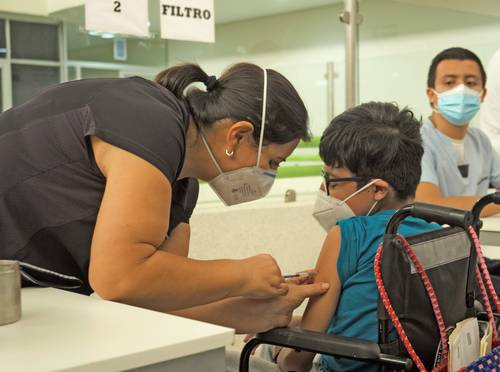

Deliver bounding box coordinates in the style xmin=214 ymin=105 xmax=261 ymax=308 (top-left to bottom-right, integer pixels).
xmin=113 ymin=1 xmax=121 ymax=13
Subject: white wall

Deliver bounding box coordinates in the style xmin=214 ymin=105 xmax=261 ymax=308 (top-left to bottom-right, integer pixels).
xmin=189 ymin=198 xmax=325 ymax=276
xmin=0 ymin=0 xmax=47 ymax=16
xmin=0 ymin=0 xmax=85 ymax=16
xmin=167 ymin=0 xmax=500 ymax=135
xmin=48 ymin=0 xmax=83 ymax=14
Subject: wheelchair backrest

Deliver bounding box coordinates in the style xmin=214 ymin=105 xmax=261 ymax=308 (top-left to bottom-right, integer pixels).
xmin=379 ymin=226 xmax=476 ymax=369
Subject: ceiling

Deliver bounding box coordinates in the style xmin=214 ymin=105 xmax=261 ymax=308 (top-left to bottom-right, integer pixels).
xmin=1 ymin=0 xmax=498 ymax=28
xmin=0 ymin=0 xmax=342 ymax=24
xmin=213 ymin=0 xmax=341 ymax=24
xmin=47 ymin=0 xmax=344 ymax=36
xmin=394 ymin=0 xmax=500 ymax=18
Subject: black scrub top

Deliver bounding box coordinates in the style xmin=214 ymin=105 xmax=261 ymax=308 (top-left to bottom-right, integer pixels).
xmin=0 ymin=77 xmax=199 ymax=294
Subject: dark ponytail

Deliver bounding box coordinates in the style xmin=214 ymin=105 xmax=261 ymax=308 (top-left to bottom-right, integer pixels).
xmin=155 ymin=64 xmax=210 ymax=99
xmin=155 ymin=63 xmax=310 ymax=144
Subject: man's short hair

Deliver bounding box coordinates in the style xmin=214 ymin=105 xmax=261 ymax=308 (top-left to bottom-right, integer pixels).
xmin=319 ymin=102 xmax=423 ymax=200
xmin=427 ymin=47 xmax=487 ymax=88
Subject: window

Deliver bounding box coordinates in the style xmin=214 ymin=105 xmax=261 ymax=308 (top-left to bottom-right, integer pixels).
xmin=0 ymin=19 xmax=6 ymax=58
xmin=11 ymin=65 xmax=59 ymax=106
xmin=10 ymin=21 xmax=59 ymax=61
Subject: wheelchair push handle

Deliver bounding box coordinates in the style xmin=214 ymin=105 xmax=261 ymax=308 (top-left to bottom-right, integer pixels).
xmin=472 ymin=191 xmax=500 ymax=223
xmin=386 ymin=203 xmax=473 ymax=234
xmin=493 ymin=192 xmax=500 ymax=205
xmin=410 ymin=203 xmax=473 ymax=227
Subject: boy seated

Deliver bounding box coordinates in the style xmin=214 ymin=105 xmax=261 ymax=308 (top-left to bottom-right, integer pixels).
xmin=278 ymin=102 xmax=440 ymax=372
xmin=416 ymin=47 xmax=500 ymax=217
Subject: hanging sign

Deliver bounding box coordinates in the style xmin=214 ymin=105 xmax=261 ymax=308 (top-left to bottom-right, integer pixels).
xmin=85 ymin=0 xmax=149 ymax=37
xmin=159 ymin=0 xmax=215 ymax=43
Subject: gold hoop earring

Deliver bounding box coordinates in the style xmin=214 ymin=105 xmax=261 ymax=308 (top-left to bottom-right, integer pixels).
xmin=225 ymin=149 xmax=234 ymax=157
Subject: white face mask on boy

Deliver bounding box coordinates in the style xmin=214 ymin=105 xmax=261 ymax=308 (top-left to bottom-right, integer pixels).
xmin=312 ymin=179 xmax=379 ymax=231
xmin=200 ymin=67 xmax=276 ymax=206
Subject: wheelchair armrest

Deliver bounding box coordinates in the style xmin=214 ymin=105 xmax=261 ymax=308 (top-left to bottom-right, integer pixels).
xmin=256 ymin=327 xmax=381 ymax=359
xmin=239 ymin=327 xmax=412 ymax=371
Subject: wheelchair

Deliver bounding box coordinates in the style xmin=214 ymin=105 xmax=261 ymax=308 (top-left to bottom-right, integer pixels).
xmin=240 ymin=195 xmax=500 ymax=372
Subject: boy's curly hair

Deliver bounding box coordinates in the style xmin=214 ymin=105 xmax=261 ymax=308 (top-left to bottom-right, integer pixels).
xmin=319 ymin=102 xmax=423 ymax=200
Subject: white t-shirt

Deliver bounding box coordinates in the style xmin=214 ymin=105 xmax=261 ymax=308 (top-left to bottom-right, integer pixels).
xmin=481 ymin=49 xmax=500 ymax=151
xmin=449 ymin=136 xmax=466 ymax=165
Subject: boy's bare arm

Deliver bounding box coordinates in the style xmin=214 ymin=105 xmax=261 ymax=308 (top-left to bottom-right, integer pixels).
xmin=278 ymin=226 xmax=343 ymax=372
xmin=416 ymin=182 xmax=500 ymax=217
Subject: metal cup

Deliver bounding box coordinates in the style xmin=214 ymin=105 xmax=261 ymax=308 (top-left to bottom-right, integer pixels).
xmin=284 ymin=189 xmax=297 ymax=203
xmin=0 ymin=260 xmax=21 ymax=325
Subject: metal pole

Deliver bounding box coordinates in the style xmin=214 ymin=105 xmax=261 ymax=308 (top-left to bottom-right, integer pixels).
xmin=4 ymin=19 xmax=12 ymax=110
xmin=59 ymin=21 xmax=68 ymax=83
xmin=326 ymin=61 xmax=335 ymax=120
xmin=339 ymin=0 xmax=363 ymax=109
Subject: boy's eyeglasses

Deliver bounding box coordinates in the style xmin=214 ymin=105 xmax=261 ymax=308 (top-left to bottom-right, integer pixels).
xmin=321 ymin=170 xmax=368 ymax=196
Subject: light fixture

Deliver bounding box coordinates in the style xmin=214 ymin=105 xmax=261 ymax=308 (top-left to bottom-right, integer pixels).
xmin=100 ymin=32 xmax=115 ymax=39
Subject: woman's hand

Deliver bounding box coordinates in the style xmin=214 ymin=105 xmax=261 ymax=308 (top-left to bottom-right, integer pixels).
xmin=242 ymin=314 xmax=303 ymax=356
xmin=233 ymin=254 xmax=288 ymax=299
xmin=285 ymin=269 xmax=317 ymax=285
xmin=172 ymin=281 xmax=329 ymax=335
xmin=277 ymin=347 xmax=311 ymax=372
xmin=264 ymin=283 xmax=328 ymax=331
xmin=242 ymin=315 xmax=302 ymax=342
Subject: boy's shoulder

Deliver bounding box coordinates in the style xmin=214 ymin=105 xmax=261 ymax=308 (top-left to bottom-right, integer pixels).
xmin=420 ymin=118 xmax=439 ymax=141
xmin=420 ymin=120 xmax=494 ymax=153
xmin=338 ymin=210 xmax=395 ymax=237
xmin=338 ymin=210 xmax=439 ymax=238
xmin=467 ymin=126 xmax=493 ymax=149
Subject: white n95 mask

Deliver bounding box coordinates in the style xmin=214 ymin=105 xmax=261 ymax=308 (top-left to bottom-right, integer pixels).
xmin=201 ymin=67 xmax=276 ymax=206
xmin=312 ymin=180 xmax=378 ymax=231
xmin=204 ymin=167 xmax=276 ymax=206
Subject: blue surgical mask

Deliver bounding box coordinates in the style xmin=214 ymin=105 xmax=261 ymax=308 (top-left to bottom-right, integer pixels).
xmin=433 ymin=84 xmax=481 ymax=126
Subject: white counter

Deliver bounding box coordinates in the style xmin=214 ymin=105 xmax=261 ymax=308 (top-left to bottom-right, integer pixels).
xmin=0 ymin=288 xmax=234 ymax=372
xmin=479 ymin=214 xmax=500 ymax=247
